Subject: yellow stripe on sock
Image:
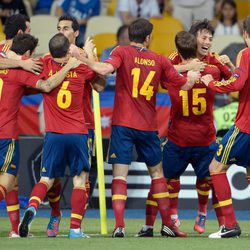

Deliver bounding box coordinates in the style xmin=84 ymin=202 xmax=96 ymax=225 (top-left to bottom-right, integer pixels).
xmin=213 ymin=203 xmax=220 ymax=209
xmin=7 ymin=204 xmax=20 ymax=212
xmin=196 ymin=189 xmax=210 ymax=196
xmin=112 ymin=194 xmax=127 ymax=201
xmin=169 ymin=192 xmax=179 ymax=198
xmin=71 ymin=213 xmax=83 ymax=220
xmin=29 ymin=196 xmax=41 ymax=204
xmin=219 ymin=199 xmax=232 ymax=207
xmin=146 ymin=200 xmax=158 ymax=206
xmin=152 ymin=192 xmax=169 ymax=199
xmin=48 ymin=196 xmax=60 ymax=203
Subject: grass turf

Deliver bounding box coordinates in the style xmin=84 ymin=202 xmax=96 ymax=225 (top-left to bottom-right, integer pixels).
xmin=0 ymin=218 xmax=249 ymax=250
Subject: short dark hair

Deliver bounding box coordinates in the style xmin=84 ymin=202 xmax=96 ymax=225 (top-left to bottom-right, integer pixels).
xmin=58 ymin=15 xmax=80 ymax=32
xmin=49 ymin=33 xmax=70 ymax=58
xmin=175 ymin=31 xmax=197 ymax=60
xmin=243 ymin=15 xmax=250 ymax=36
xmin=129 ymin=18 xmax=153 ymax=43
xmin=117 ymin=25 xmax=129 ymax=40
xmin=11 ymin=34 xmax=38 ymax=56
xmin=4 ymin=14 xmax=28 ymax=39
xmin=189 ymin=19 xmax=214 ymax=37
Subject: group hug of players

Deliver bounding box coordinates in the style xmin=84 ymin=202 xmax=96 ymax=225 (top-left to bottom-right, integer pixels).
xmin=0 ymin=12 xmax=249 ymax=239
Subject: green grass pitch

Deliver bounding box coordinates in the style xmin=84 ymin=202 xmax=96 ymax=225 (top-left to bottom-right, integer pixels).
xmin=0 ymin=218 xmax=249 ymax=250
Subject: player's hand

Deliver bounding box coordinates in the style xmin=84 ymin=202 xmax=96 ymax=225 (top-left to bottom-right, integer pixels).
xmin=201 ymin=74 xmax=214 ymax=86
xmin=84 ymin=37 xmax=96 ymax=58
xmin=69 ymin=44 xmax=81 ymax=59
xmin=187 ymin=70 xmax=201 ymax=83
xmin=189 ymin=59 xmax=206 ymax=72
xmin=20 ymin=58 xmax=43 ymax=74
xmin=219 ymin=54 xmax=235 ymax=70
xmin=66 ymin=56 xmax=81 ymax=69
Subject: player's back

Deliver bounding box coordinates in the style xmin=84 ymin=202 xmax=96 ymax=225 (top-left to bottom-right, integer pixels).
xmin=106 ymin=45 xmax=174 ymax=131
xmin=166 ymin=64 xmax=221 ymax=147
xmin=42 ymin=57 xmax=95 ymax=134
xmin=234 ymin=47 xmax=250 ymax=134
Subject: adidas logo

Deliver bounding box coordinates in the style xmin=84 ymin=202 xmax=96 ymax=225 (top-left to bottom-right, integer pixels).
xmin=110 ymin=153 xmax=116 ymax=158
xmin=41 ymin=167 xmax=46 ymax=172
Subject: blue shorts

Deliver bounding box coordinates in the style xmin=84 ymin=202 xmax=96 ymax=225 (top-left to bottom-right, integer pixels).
xmin=0 ymin=139 xmax=19 ymax=177
xmin=88 ymin=129 xmax=95 ymax=157
xmin=163 ymin=139 xmax=217 ymax=178
xmin=42 ymin=132 xmax=90 ymax=178
xmin=215 ymin=125 xmax=250 ymax=167
xmin=108 ymin=125 xmax=162 ymax=166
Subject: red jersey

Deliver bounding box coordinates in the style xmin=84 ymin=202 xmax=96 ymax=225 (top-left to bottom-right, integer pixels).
xmin=42 ymin=56 xmax=96 ymax=134
xmin=168 ymin=51 xmax=232 ymax=80
xmin=83 ymin=81 xmax=94 ymax=130
xmin=166 ymin=64 xmax=221 ymax=146
xmin=208 ymin=48 xmax=250 ymax=134
xmin=0 ymin=69 xmax=41 ymax=139
xmin=105 ymin=45 xmax=187 ymax=131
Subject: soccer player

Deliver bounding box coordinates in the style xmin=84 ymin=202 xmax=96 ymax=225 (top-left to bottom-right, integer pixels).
xmin=0 ymin=33 xmax=80 ymax=235
xmin=18 ymin=33 xmax=104 ymax=238
xmin=70 ymin=18 xmax=200 ymax=237
xmin=43 ymin=15 xmax=102 ymax=237
xmin=200 ymin=15 xmax=250 ymax=239
xmin=161 ymin=19 xmax=233 ymax=233
xmin=0 ymin=14 xmax=42 ymax=238
xmin=136 ymin=31 xmax=226 ymax=237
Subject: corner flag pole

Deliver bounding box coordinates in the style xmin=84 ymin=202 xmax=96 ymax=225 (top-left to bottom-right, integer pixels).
xmin=92 ymin=88 xmax=108 ymax=234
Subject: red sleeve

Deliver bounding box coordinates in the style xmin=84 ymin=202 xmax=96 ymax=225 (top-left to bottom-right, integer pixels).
xmin=160 ymin=56 xmax=187 ymax=88
xmin=168 ymin=51 xmax=181 ymax=65
xmin=208 ymin=50 xmax=249 ymax=93
xmin=104 ymin=46 xmax=123 ymax=70
xmin=17 ymin=70 xmax=43 ymax=88
xmin=210 ymin=53 xmax=232 ymax=80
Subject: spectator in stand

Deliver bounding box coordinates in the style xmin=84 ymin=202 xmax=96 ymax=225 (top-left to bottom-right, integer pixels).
xmin=100 ymin=25 xmax=130 ymax=89
xmin=164 ymin=0 xmax=214 ymax=31
xmin=116 ymin=0 xmax=161 ymax=25
xmin=0 ymin=0 xmax=28 ymax=25
xmin=212 ymin=0 xmax=241 ymax=37
xmin=56 ymin=0 xmax=100 ymax=46
xmin=34 ymin=0 xmax=54 ymax=14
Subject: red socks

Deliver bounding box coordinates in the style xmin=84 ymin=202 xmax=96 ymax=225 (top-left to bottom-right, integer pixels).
xmin=211 ymin=172 xmax=237 ymax=228
xmin=29 ymin=181 xmax=49 ymax=210
xmin=82 ymin=181 xmax=90 ymax=218
xmin=151 ymin=178 xmax=171 ymax=226
xmin=145 ymin=191 xmax=158 ymax=226
xmin=6 ymin=186 xmax=20 ymax=233
xmin=167 ymin=179 xmax=180 ymax=216
xmin=47 ymin=179 xmax=61 ymax=217
xmin=196 ymin=178 xmax=211 ymax=215
xmin=70 ymin=187 xmax=87 ymax=229
xmin=111 ymin=179 xmax=127 ymax=228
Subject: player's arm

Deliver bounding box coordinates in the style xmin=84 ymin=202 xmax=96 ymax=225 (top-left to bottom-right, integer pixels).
xmin=174 ymin=59 xmax=206 ymax=73
xmin=181 ymin=70 xmax=201 ymax=90
xmin=36 ymin=57 xmax=80 ymax=93
xmin=0 ymin=57 xmax=43 ymax=73
xmin=219 ymin=54 xmax=235 ymax=71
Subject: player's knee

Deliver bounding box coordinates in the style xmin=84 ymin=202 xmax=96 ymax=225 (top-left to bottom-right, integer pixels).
xmin=148 ymin=163 xmax=164 ymax=179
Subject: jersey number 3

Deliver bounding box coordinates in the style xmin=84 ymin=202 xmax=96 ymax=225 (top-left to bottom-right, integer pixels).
xmin=131 ymin=68 xmax=155 ymax=101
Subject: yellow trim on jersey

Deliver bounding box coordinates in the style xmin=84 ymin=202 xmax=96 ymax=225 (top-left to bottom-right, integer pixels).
xmin=48 ymin=196 xmax=60 ymax=203
xmin=236 ymin=49 xmax=247 ymax=67
xmin=112 ymin=194 xmax=127 ymax=201
xmin=213 ymin=77 xmax=237 ymax=87
xmin=196 ymin=189 xmax=210 ymax=196
xmin=7 ymin=204 xmax=20 ymax=212
xmin=29 ymin=196 xmax=41 ymax=204
xmin=221 ymin=126 xmax=239 ymax=164
xmin=2 ymin=44 xmax=10 ymax=53
xmin=1 ymin=139 xmax=15 ymax=173
xmin=152 ymin=192 xmax=169 ymax=199
xmin=71 ymin=213 xmax=83 ymax=220
xmin=169 ymin=192 xmax=179 ymax=198
xmin=168 ymin=51 xmax=178 ymax=60
xmin=213 ymin=203 xmax=220 ymax=209
xmin=146 ymin=200 xmax=158 ymax=206
xmin=219 ymin=199 xmax=232 ymax=207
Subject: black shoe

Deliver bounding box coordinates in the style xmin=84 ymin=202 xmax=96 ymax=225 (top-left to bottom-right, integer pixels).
xmin=18 ymin=207 xmax=36 ymax=238
xmin=209 ymin=224 xmax=241 ymax=238
xmin=135 ymin=227 xmax=153 ymax=237
xmin=161 ymin=224 xmax=188 ymax=237
xmin=112 ymin=227 xmax=125 ymax=238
